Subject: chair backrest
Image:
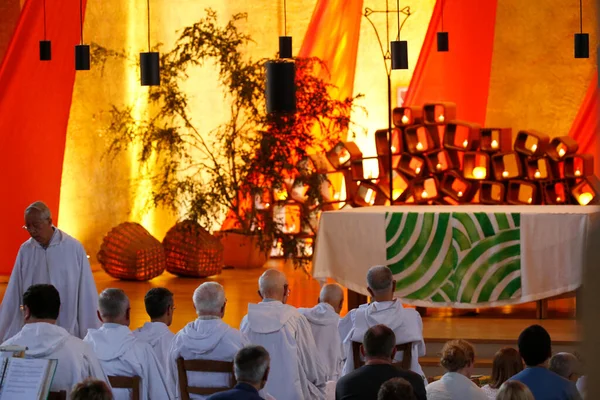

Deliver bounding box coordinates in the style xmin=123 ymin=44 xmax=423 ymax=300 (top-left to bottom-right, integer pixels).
xmin=176 ymin=357 xmax=237 ymax=400
xmin=352 ymin=341 xmax=413 ymax=371
xmin=48 ymin=391 xmax=67 ymax=400
xmin=108 ymin=375 xmax=141 ymax=400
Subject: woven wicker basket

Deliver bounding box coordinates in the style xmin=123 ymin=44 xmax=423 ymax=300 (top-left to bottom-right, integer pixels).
xmin=97 ymin=222 xmax=166 ymax=281
xmin=163 ymin=220 xmax=224 ymax=277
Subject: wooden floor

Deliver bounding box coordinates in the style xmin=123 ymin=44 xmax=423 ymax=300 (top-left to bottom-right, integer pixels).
xmin=0 ymin=260 xmax=579 ymax=343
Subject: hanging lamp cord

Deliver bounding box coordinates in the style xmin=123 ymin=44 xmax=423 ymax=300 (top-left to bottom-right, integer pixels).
xmin=283 ymin=0 xmax=287 ymax=36
xmin=147 ymin=0 xmax=151 ymax=51
xmin=397 ymin=0 xmax=400 ymax=40
xmin=441 ymin=0 xmax=444 ymax=32
xmin=579 ymin=0 xmax=583 ymax=33
xmin=43 ymin=0 xmax=47 ymax=40
xmin=79 ymin=0 xmax=84 ymax=44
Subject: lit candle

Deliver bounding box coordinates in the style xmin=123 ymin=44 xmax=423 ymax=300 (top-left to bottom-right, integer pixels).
xmin=401 ymin=115 xmax=409 ymax=124
xmin=575 ymin=169 xmax=582 ymax=177
xmin=365 ymin=188 xmax=375 ymax=205
xmin=416 ymin=142 xmax=424 ymax=151
xmin=502 ymin=170 xmax=509 ymax=178
xmin=527 ymin=197 xmax=532 ymax=204
xmin=415 ymin=167 xmax=421 ymax=174
xmin=531 ymin=143 xmax=538 ymax=153
xmin=422 ymin=190 xmax=429 ymax=199
xmin=392 ymin=188 xmax=404 ymax=199
xmin=472 ymin=166 xmax=487 ymax=179
xmin=462 ymin=140 xmax=469 ymax=148
xmin=264 ymin=203 xmax=270 ymax=208
xmin=579 ymin=192 xmax=594 ymax=205
xmin=558 ymin=148 xmax=566 ymax=157
xmin=556 ymin=196 xmax=562 ymax=202
xmin=457 ymin=191 xmax=463 ymax=197
xmin=438 ymin=115 xmax=445 ymax=123
xmin=436 ymin=163 xmax=442 ymax=171
xmin=534 ymin=170 xmax=541 ymax=179
xmin=491 ymin=139 xmax=499 ymax=149
xmin=391 ymin=145 xmax=397 ymax=153
xmin=333 ymin=193 xmax=340 ymax=200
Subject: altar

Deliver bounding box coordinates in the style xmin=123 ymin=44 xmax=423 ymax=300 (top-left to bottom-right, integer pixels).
xmin=312 ymin=205 xmax=600 ymax=308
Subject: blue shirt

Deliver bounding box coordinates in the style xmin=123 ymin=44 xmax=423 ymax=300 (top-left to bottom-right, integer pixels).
xmin=511 ymin=367 xmax=581 ymax=400
xmin=206 ymin=382 xmax=264 ymax=400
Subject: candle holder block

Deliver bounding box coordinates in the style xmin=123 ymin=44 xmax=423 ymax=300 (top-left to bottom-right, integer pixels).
xmin=393 ymin=106 xmax=423 ymax=127
xmin=547 ymin=136 xmax=579 ymax=161
xmin=463 ymin=152 xmax=490 ymax=180
xmin=425 ymin=149 xmax=459 ymax=174
xmin=375 ymin=128 xmax=402 ymax=176
xmin=398 ymin=153 xmax=427 ymax=178
xmin=480 ymin=181 xmax=506 ymax=204
xmin=378 ymin=170 xmax=410 ymax=203
xmin=440 ymin=170 xmax=475 ymax=202
xmin=514 ymin=130 xmax=550 ymax=157
xmin=571 ymin=177 xmax=598 ymax=206
xmin=492 ymin=152 xmax=523 ymax=180
xmin=254 ymin=187 xmax=273 ymax=210
xmin=543 ymin=181 xmax=569 ymax=205
xmin=423 ymin=102 xmax=456 ymax=124
xmin=326 ymin=141 xmax=362 ymax=169
xmin=564 ymin=154 xmax=594 ymax=178
xmin=444 ymin=121 xmax=481 ymax=151
xmin=507 ymin=180 xmax=539 ymax=205
xmin=320 ymin=171 xmax=346 ymax=204
xmin=297 ymin=153 xmax=333 ymax=174
xmin=404 ymin=124 xmax=440 ymax=154
xmin=411 ymin=176 xmax=440 ymax=203
xmin=480 ymin=128 xmax=512 ymax=153
xmin=272 ymin=202 xmax=302 ymax=234
xmin=525 ymin=157 xmax=557 ymax=181
xmin=354 ymin=182 xmax=387 ymax=207
xmin=350 ymin=157 xmax=380 ymax=181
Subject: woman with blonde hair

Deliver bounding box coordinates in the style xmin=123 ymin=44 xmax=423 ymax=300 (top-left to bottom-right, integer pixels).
xmin=426 ymin=339 xmax=487 ymax=400
xmin=481 ymin=347 xmax=524 ymax=399
xmin=496 ymin=380 xmax=534 ymax=400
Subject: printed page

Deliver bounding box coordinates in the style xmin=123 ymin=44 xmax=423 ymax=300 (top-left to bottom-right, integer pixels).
xmin=0 ymin=358 xmax=54 ymax=400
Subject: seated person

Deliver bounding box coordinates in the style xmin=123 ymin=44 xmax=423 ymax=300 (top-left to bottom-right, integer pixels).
xmin=425 ymin=340 xmax=487 ymax=400
xmin=378 ymin=378 xmax=417 ymax=400
xmin=299 ymin=283 xmax=345 ymax=381
xmin=339 ymin=266 xmax=425 ymax=377
xmin=496 ymin=380 xmax=534 ymax=400
xmin=1 ymin=284 xmax=109 ymax=397
xmin=511 ymin=325 xmax=581 ymax=400
xmin=481 ymin=347 xmax=523 ymax=399
xmin=207 ymin=345 xmax=270 ymax=400
xmin=133 ymin=287 xmax=175 ymax=366
xmin=241 ymin=269 xmax=326 ymax=400
xmin=84 ymin=288 xmax=172 ymax=400
xmin=335 ymin=324 xmax=426 ymax=400
xmin=71 ymin=378 xmax=114 ymax=400
xmin=549 ymin=353 xmax=582 ymax=384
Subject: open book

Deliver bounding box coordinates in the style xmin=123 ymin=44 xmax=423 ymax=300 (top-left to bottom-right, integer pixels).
xmin=0 ymin=358 xmax=58 ymax=400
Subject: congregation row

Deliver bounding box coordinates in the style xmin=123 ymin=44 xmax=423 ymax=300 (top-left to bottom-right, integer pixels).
xmin=0 ymin=265 xmax=586 ymax=400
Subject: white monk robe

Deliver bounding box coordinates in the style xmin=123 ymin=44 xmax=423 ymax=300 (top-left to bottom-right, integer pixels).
xmin=167 ymin=317 xmax=248 ymax=399
xmin=241 ymin=300 xmax=327 ymax=400
xmin=298 ymin=303 xmax=343 ymax=381
xmin=133 ymin=322 xmax=175 ymax=367
xmin=0 ymin=229 xmax=100 ymax=341
xmin=2 ymin=322 xmax=109 ymax=396
xmin=84 ymin=323 xmax=173 ymax=400
xmin=339 ymin=300 xmax=425 ymax=378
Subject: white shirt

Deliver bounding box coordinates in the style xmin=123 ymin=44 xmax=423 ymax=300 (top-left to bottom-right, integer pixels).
xmin=298 ymin=303 xmax=343 ymax=381
xmin=84 ymin=323 xmax=173 ymax=400
xmin=241 ymin=300 xmax=327 ymax=400
xmin=133 ymin=322 xmax=174 ymax=367
xmin=2 ymin=322 xmax=109 ymax=396
xmin=426 ymin=372 xmax=488 ymax=400
xmin=339 ymin=300 xmax=425 ymax=377
xmin=0 ymin=229 xmax=100 ymax=341
xmin=481 ymin=384 xmax=498 ymax=399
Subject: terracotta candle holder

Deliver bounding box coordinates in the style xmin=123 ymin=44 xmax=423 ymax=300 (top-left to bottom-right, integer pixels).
xmin=398 ymin=153 xmax=427 ymax=177
xmin=273 ymin=202 xmax=302 ymax=234
xmin=354 ymin=182 xmax=386 ymax=207
xmin=564 ymin=154 xmax=594 ymax=178
xmin=378 ymin=170 xmax=410 ymax=203
xmin=547 ymin=136 xmax=579 ymax=161
xmin=326 ymin=141 xmax=363 ymax=169
xmin=423 ymin=102 xmax=457 ymax=124
xmin=480 ymin=128 xmax=512 ymax=153
xmin=507 ymin=180 xmax=538 ymax=205
xmin=525 ymin=157 xmax=556 ymax=180
xmin=375 ymin=128 xmax=403 ymax=156
xmin=320 ymin=171 xmax=346 ymax=203
xmin=425 ymin=149 xmax=458 ymax=174
xmin=444 ymin=121 xmax=481 ymax=151
xmin=405 ymin=124 xmax=440 ymax=154
xmin=411 ymin=176 xmax=440 ymax=203
xmin=492 ymin=152 xmax=523 ymax=180
xmin=480 ymin=181 xmax=506 ymax=204
xmin=440 ymin=171 xmax=474 ymax=202
xmin=571 ymin=177 xmax=598 ymax=206
xmin=514 ymin=130 xmax=550 ymax=157
xmin=350 ymin=157 xmax=380 ymax=181
xmin=543 ymin=181 xmax=569 ymax=205
xmin=254 ymin=187 xmax=273 ymax=210
xmin=463 ymin=152 xmax=490 ymax=180
xmin=393 ymin=106 xmax=423 ymax=127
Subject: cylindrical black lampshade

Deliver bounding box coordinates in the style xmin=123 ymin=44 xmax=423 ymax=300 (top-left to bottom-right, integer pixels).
xmin=75 ymin=44 xmax=90 ymax=71
xmin=266 ymin=60 xmax=296 ymax=114
xmin=279 ymin=36 xmax=293 ymax=59
xmin=437 ymin=32 xmax=449 ymax=52
xmin=39 ymin=40 xmax=51 ymax=61
xmin=575 ymin=33 xmax=589 ymax=58
xmin=140 ymin=52 xmax=161 ymax=86
xmin=391 ymin=40 xmax=408 ymax=70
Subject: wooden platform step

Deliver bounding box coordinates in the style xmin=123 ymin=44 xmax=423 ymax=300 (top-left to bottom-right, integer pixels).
xmin=420 ymin=356 xmax=493 ymax=368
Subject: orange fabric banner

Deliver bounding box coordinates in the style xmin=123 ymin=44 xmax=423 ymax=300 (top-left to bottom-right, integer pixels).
xmin=568 ymin=74 xmax=598 ymax=174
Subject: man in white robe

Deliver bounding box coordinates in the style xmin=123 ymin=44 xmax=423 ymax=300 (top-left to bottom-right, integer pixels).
xmin=298 ymin=283 xmax=344 ymax=381
xmin=241 ymin=269 xmax=327 ymax=400
xmin=0 ymin=201 xmax=100 ymax=341
xmin=339 ymin=265 xmax=425 ymax=378
xmin=167 ymin=282 xmax=249 ymax=399
xmin=84 ymin=288 xmax=173 ymax=400
xmin=1 ymin=284 xmax=109 ymax=396
xmin=133 ymin=287 xmax=175 ymax=366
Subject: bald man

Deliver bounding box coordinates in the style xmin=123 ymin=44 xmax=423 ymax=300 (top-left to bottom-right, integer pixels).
xmin=338 ymin=266 xmax=425 ymax=379
xmin=240 ymin=269 xmax=327 ymax=400
xmin=0 ymin=201 xmax=100 ymax=341
xmin=298 ymin=283 xmax=344 ymax=381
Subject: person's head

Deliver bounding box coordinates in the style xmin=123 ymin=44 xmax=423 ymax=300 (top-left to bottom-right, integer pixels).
xmin=258 ymin=269 xmax=290 ymax=303
xmin=440 ymin=339 xmax=476 ymax=377
xmin=360 ymin=324 xmax=397 ymax=362
xmin=144 ymin=287 xmax=174 ymax=326
xmin=377 ymin=377 xmax=416 ymax=400
xmin=517 ymin=324 xmax=552 ymax=367
xmin=193 ymin=282 xmax=226 ymax=318
xmin=318 ymin=283 xmax=344 ymax=314
xmin=496 ymin=380 xmax=535 ymax=400
xmin=367 ymin=265 xmax=396 ymax=301
xmin=233 ymin=345 xmax=270 ymax=391
xmin=549 ymin=352 xmax=582 ymax=383
xmin=22 ymin=284 xmax=60 ymax=324
xmin=97 ymin=288 xmax=130 ymax=326
xmin=489 ymin=347 xmax=524 ymax=389
xmin=24 ymin=201 xmax=54 ymax=247
xmin=70 ymin=378 xmax=113 ymax=400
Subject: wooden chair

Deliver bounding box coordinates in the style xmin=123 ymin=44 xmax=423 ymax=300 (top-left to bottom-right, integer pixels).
xmin=108 ymin=375 xmax=141 ymax=400
xmin=48 ymin=391 xmax=67 ymax=400
xmin=352 ymin=341 xmax=413 ymax=370
xmin=177 ymin=357 xmax=236 ymax=400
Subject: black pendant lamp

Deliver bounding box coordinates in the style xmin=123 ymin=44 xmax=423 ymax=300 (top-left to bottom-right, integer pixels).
xmin=266 ymin=0 xmax=296 ymax=114
xmin=39 ymin=0 xmax=51 ymax=61
xmin=75 ymin=0 xmax=90 ymax=70
xmin=437 ymin=0 xmax=449 ymax=52
xmin=391 ymin=0 xmax=408 ymax=70
xmin=140 ymin=0 xmax=160 ymax=86
xmin=575 ymin=0 xmax=589 ymax=58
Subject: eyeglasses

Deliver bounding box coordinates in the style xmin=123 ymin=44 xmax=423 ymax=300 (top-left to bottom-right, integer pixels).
xmin=284 ymin=284 xmax=291 ymax=295
xmin=22 ymin=222 xmax=45 ymax=233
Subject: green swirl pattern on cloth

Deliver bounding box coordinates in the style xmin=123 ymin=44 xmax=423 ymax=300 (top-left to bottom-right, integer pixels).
xmin=385 ymin=211 xmax=522 ymax=305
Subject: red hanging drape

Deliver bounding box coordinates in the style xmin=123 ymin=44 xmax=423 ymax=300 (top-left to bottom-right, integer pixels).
xmin=0 ymin=0 xmax=86 ymax=274
xmin=568 ymin=74 xmax=598 ymax=175
xmin=404 ymin=0 xmax=498 ymax=125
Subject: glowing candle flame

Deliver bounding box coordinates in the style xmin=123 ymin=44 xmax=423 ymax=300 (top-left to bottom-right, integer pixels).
xmin=534 ymin=170 xmax=541 ymax=179
xmin=558 ymin=148 xmax=566 ymax=157
xmin=401 ymin=115 xmax=409 ymax=124
xmin=438 ymin=115 xmax=445 ymax=123
xmin=462 ymin=140 xmax=469 ymax=148
xmin=556 ymin=196 xmax=562 ymax=202
xmin=491 ymin=139 xmax=499 ymax=149
xmin=579 ymin=192 xmax=594 ymax=205
xmin=264 ymin=203 xmax=270 ymax=208
xmin=502 ymin=171 xmax=509 ymax=178
xmin=391 ymin=146 xmax=397 ymax=153
xmin=333 ymin=193 xmax=340 ymax=200
xmin=527 ymin=197 xmax=532 ymax=204
xmin=421 ymin=190 xmax=429 ymax=199
xmin=472 ymin=166 xmax=487 ymax=179
xmin=415 ymin=167 xmax=421 ymax=174
xmin=392 ymin=188 xmax=404 ymax=199
xmin=575 ymin=169 xmax=582 ymax=177
xmin=436 ymin=163 xmax=442 ymax=171
xmin=457 ymin=191 xmax=463 ymax=197
xmin=416 ymin=142 xmax=424 ymax=151
xmin=531 ymin=143 xmax=538 ymax=152
xmin=365 ymin=188 xmax=375 ymax=205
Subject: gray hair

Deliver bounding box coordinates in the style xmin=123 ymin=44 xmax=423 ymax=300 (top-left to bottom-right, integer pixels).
xmin=25 ymin=201 xmax=52 ymax=221
xmin=367 ymin=265 xmax=394 ymax=294
xmin=320 ymin=283 xmax=344 ymax=306
xmin=258 ymin=269 xmax=287 ymax=299
xmin=193 ymin=282 xmax=225 ymax=315
xmin=234 ymin=345 xmax=270 ymax=384
xmin=549 ymin=352 xmax=580 ymax=379
xmin=98 ymin=288 xmax=129 ymax=318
